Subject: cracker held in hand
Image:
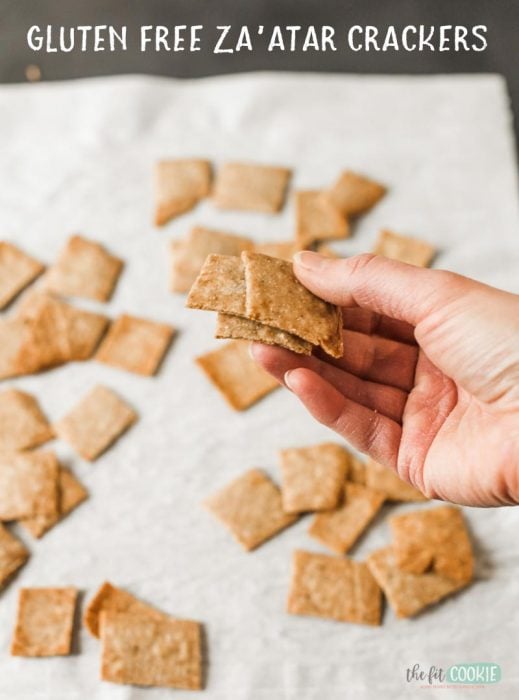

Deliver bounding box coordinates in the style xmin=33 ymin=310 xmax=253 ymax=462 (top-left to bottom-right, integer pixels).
xmin=0 ymin=242 xmax=44 ymax=310
xmin=213 ymin=161 xmax=291 ymax=213
xmin=0 ymin=523 xmax=29 ymax=588
xmin=279 ymin=442 xmax=349 ymax=513
xmin=365 ymin=458 xmax=427 ymax=502
xmin=373 ymin=229 xmax=436 ymax=267
xmin=216 ymin=313 xmax=312 ymax=355
xmin=95 ymin=314 xmax=175 ymax=376
xmin=308 ymin=482 xmax=385 ymax=554
xmin=295 ymin=190 xmax=349 ymax=247
xmin=0 ymin=389 xmax=53 ymax=451
xmin=287 ymin=550 xmax=381 ymax=625
xmin=11 ymin=587 xmax=78 ymax=657
xmin=196 ymin=340 xmax=278 ymax=411
xmin=0 ymin=451 xmax=59 ymax=521
xmin=54 ymin=385 xmax=137 ymax=461
xmin=324 ymin=170 xmax=386 ymax=217
xmin=155 ymin=159 xmax=212 ymax=226
xmin=45 ymin=235 xmax=124 ymax=301
xmin=204 ymin=468 xmax=297 ymax=551
xmin=390 ymin=505 xmax=474 ymax=584
xmin=100 ymin=611 xmax=203 ymax=690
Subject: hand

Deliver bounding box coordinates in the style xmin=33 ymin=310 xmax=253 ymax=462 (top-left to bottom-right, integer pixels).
xmin=251 ymin=252 xmax=519 ymax=507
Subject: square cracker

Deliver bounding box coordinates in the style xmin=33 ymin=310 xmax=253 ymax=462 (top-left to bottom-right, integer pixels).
xmin=0 ymin=318 xmax=35 ymax=380
xmin=324 ymin=170 xmax=386 ymax=217
xmin=242 ymin=251 xmax=343 ymax=358
xmin=21 ymin=466 xmax=88 ymax=539
xmin=390 ymin=505 xmax=474 ymax=584
xmin=373 ymin=229 xmax=436 ymax=267
xmin=254 ymin=240 xmax=300 ymax=260
xmin=100 ymin=611 xmax=203 ymax=690
xmin=295 ymin=190 xmax=349 ymax=247
xmin=279 ymin=442 xmax=349 ymax=513
xmin=213 ymin=162 xmax=291 ymax=213
xmin=53 ymin=385 xmax=137 ymax=461
xmin=11 ymin=587 xmax=78 ymax=657
xmin=196 ymin=340 xmax=278 ymax=411
xmin=308 ymin=482 xmax=385 ymax=554
xmin=0 ymin=450 xmax=59 ymax=520
xmin=187 ymin=253 xmax=247 ymax=316
xmin=204 ymin=468 xmax=297 ymax=551
xmin=0 ymin=389 xmax=54 ymax=451
xmin=0 ymin=523 xmax=29 ymax=588
xmin=155 ymin=159 xmax=212 ymax=226
xmin=0 ymin=242 xmax=44 ymax=310
xmin=215 ymin=313 xmax=312 ymax=355
xmin=95 ymin=314 xmax=175 ymax=376
xmin=287 ymin=550 xmax=381 ymax=625
xmin=365 ymin=458 xmax=427 ymax=502
xmin=84 ymin=581 xmax=167 ymax=638
xmin=367 ymin=547 xmax=468 ymax=619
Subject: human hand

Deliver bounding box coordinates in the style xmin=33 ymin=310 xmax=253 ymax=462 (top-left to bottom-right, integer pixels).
xmin=251 ymin=252 xmax=519 ymax=507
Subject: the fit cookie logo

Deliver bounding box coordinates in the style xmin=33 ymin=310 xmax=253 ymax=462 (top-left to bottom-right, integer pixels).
xmin=406 ymin=663 xmax=501 ymax=687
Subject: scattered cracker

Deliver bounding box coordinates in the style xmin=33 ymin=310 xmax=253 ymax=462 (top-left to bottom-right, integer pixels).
xmin=373 ymin=229 xmax=436 ymax=267
xmin=155 ymin=159 xmax=212 ymax=225
xmin=390 ymin=506 xmax=474 ymax=584
xmin=95 ymin=314 xmax=175 ymax=376
xmin=0 ymin=318 xmax=36 ymax=379
xmin=100 ymin=611 xmax=202 ymax=690
xmin=315 ymin=243 xmax=340 ymax=258
xmin=287 ymin=550 xmax=381 ymax=625
xmin=215 ymin=313 xmax=313 ymax=355
xmin=0 ymin=242 xmax=44 ymax=310
xmin=53 ymin=385 xmax=137 ymax=461
xmin=186 ymin=254 xmax=247 ymax=316
xmin=308 ymin=482 xmax=385 ymax=554
xmin=0 ymin=389 xmax=53 ymax=451
xmin=204 ymin=468 xmax=297 ymax=551
xmin=367 ymin=547 xmax=468 ymax=619
xmin=279 ymin=443 xmax=349 ymax=513
xmin=196 ymin=341 xmax=278 ymax=411
xmin=365 ymin=458 xmax=427 ymax=501
xmin=0 ymin=450 xmax=59 ymax=520
xmin=45 ymin=235 xmax=124 ymax=301
xmin=348 ymin=454 xmax=367 ymax=485
xmin=11 ymin=587 xmax=78 ymax=657
xmin=0 ymin=523 xmax=29 ymax=588
xmin=242 ymin=252 xmax=343 ymax=357
xmin=213 ymin=162 xmax=291 ymax=213
xmin=254 ymin=241 xmax=300 ymax=260
xmin=325 ymin=170 xmax=386 ymax=217
xmin=295 ymin=190 xmax=349 ymax=247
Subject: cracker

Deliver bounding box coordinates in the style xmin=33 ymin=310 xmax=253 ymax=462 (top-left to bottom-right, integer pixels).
xmin=53 ymin=385 xmax=137 ymax=461
xmin=0 ymin=242 xmax=44 ymax=310
xmin=0 ymin=318 xmax=37 ymax=379
xmin=315 ymin=243 xmax=340 ymax=258
xmin=242 ymin=252 xmax=343 ymax=358
xmin=0 ymin=450 xmax=59 ymax=520
xmin=0 ymin=523 xmax=29 ymax=588
xmin=155 ymin=159 xmax=212 ymax=225
xmin=196 ymin=341 xmax=278 ymax=411
xmin=0 ymin=389 xmax=54 ymax=451
xmin=215 ymin=313 xmax=313 ymax=355
xmin=373 ymin=229 xmax=436 ymax=267
xmin=287 ymin=550 xmax=381 ymax=625
xmin=84 ymin=581 xmax=167 ymax=638
xmin=295 ymin=190 xmax=349 ymax=247
xmin=279 ymin=442 xmax=349 ymax=513
xmin=95 ymin=314 xmax=175 ymax=376
xmin=390 ymin=505 xmax=474 ymax=584
xmin=45 ymin=235 xmax=124 ymax=301
xmin=367 ymin=547 xmax=468 ymax=619
xmin=21 ymin=466 xmax=88 ymax=538
xmin=348 ymin=454 xmax=367 ymax=485
xmin=213 ymin=162 xmax=291 ymax=213
xmin=100 ymin=611 xmax=202 ymax=690
xmin=325 ymin=170 xmax=386 ymax=217
xmin=365 ymin=458 xmax=427 ymax=501
xmin=11 ymin=587 xmax=78 ymax=657
xmin=204 ymin=468 xmax=297 ymax=551
xmin=254 ymin=241 xmax=300 ymax=260
xmin=308 ymin=482 xmax=385 ymax=554
xmin=186 ymin=254 xmax=247 ymax=316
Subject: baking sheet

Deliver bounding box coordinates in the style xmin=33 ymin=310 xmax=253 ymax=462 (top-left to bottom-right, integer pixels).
xmin=0 ymin=72 xmax=518 ymax=700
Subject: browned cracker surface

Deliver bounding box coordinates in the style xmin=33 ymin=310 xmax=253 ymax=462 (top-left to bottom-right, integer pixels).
xmin=295 ymin=190 xmax=349 ymax=247
xmin=308 ymin=482 xmax=385 ymax=554
xmin=325 ymin=170 xmax=386 ymax=217
xmin=279 ymin=442 xmax=349 ymax=513
xmin=0 ymin=451 xmax=59 ymax=521
xmin=373 ymin=229 xmax=436 ymax=267
xmin=213 ymin=161 xmax=291 ymax=213
xmin=204 ymin=468 xmax=298 ymax=551
xmin=253 ymin=240 xmax=301 ymax=260
xmin=287 ymin=550 xmax=381 ymax=625
xmin=0 ymin=318 xmax=33 ymax=380
xmin=100 ymin=611 xmax=203 ymax=690
xmin=95 ymin=314 xmax=175 ymax=376
xmin=390 ymin=505 xmax=474 ymax=584
xmin=155 ymin=159 xmax=212 ymax=225
xmin=54 ymin=385 xmax=137 ymax=461
xmin=186 ymin=253 xmax=247 ymax=316
xmin=215 ymin=313 xmax=313 ymax=355
xmin=365 ymin=458 xmax=427 ymax=502
xmin=0 ymin=389 xmax=54 ymax=451
xmin=196 ymin=340 xmax=278 ymax=411
xmin=348 ymin=454 xmax=367 ymax=485
xmin=0 ymin=242 xmax=44 ymax=310
xmin=11 ymin=587 xmax=78 ymax=657
xmin=0 ymin=523 xmax=29 ymax=588
xmin=45 ymin=235 xmax=124 ymax=301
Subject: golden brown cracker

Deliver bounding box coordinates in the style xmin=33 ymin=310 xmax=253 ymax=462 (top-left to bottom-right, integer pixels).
xmin=373 ymin=229 xmax=436 ymax=267
xmin=325 ymin=170 xmax=386 ymax=217
xmin=0 ymin=242 xmax=44 ymax=310
xmin=215 ymin=313 xmax=313 ymax=355
xmin=348 ymin=454 xmax=367 ymax=485
xmin=0 ymin=523 xmax=29 ymax=588
xmin=155 ymin=159 xmax=212 ymax=225
xmin=365 ymin=458 xmax=427 ymax=502
xmin=0 ymin=318 xmax=33 ymax=380
xmin=186 ymin=254 xmax=247 ymax=316
xmin=295 ymin=190 xmax=349 ymax=247
xmin=254 ymin=240 xmax=301 ymax=260
xmin=213 ymin=161 xmax=291 ymax=213
xmin=0 ymin=389 xmax=54 ymax=451
xmin=0 ymin=450 xmax=59 ymax=520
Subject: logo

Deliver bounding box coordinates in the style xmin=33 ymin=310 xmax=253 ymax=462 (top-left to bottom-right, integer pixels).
xmin=406 ymin=663 xmax=501 ymax=688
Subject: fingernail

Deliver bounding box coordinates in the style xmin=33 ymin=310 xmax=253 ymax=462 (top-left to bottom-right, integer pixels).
xmin=293 ymin=251 xmax=327 ymax=271
xmin=284 ymin=370 xmax=295 ymax=391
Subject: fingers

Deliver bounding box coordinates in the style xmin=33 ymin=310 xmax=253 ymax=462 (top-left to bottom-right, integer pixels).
xmin=341 ymin=308 xmax=417 ymax=345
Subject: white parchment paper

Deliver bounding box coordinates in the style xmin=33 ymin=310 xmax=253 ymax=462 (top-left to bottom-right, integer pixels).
xmin=0 ymin=73 xmax=518 ymax=700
